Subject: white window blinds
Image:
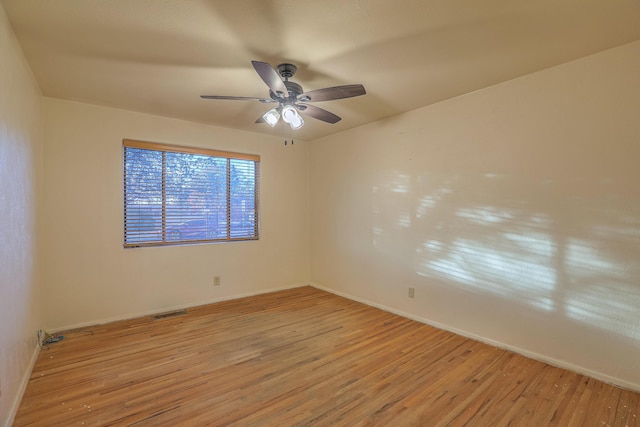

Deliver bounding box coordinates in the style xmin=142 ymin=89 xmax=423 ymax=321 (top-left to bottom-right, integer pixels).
xmin=123 ymin=139 xmax=260 ymax=247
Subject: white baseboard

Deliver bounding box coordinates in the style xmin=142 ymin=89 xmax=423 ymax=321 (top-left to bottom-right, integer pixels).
xmin=49 ymin=282 xmax=309 ymax=333
xmin=310 ymin=282 xmax=640 ymax=394
xmin=5 ymin=342 xmax=40 ymax=427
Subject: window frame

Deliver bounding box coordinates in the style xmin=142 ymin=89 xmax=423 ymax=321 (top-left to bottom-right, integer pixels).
xmin=122 ymin=139 xmax=260 ymax=248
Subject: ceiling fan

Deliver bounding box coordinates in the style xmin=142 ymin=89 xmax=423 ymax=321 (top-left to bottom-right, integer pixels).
xmin=201 ymin=61 xmax=366 ymax=130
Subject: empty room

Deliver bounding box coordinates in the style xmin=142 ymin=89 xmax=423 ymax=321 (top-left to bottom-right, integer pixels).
xmin=2 ymin=1 xmax=640 ymax=425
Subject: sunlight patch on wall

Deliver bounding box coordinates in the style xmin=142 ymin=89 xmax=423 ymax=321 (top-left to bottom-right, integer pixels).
xmin=416 ymin=200 xmax=640 ymax=340
xmin=397 ymin=213 xmax=411 ymax=228
xmin=564 ymin=239 xmax=640 ymax=340
xmin=383 ymin=172 xmax=410 ymax=194
xmin=370 ymin=169 xmax=640 ymax=342
xmin=418 ymin=232 xmax=557 ymax=312
xmin=456 ymin=206 xmax=514 ymax=224
xmin=416 ymin=188 xmax=453 ymax=219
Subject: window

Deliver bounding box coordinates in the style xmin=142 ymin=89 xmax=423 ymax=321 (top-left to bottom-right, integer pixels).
xmin=123 ymin=139 xmax=259 ymax=247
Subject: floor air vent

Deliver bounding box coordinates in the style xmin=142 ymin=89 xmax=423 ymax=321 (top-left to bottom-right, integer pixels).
xmin=152 ymin=309 xmax=187 ymax=320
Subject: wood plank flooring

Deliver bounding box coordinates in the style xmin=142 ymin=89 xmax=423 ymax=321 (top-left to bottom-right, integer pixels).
xmin=14 ymin=286 xmax=640 ymax=426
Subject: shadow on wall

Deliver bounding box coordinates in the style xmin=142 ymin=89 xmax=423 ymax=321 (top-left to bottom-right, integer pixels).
xmin=371 ymin=170 xmax=640 ymax=343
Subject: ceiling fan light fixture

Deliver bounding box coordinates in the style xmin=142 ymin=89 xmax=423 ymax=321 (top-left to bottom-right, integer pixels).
xmin=281 ymin=105 xmax=297 ymax=123
xmin=282 ymin=105 xmax=304 ymax=129
xmin=289 ymin=114 xmax=304 ymax=130
xmin=263 ymin=108 xmax=280 ymax=127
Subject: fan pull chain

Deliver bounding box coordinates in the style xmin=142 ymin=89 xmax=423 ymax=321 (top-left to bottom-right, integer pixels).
xmin=284 ymin=125 xmax=294 ymax=146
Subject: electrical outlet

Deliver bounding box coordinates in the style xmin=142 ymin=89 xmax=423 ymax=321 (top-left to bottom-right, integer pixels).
xmin=214 ymin=276 xmax=221 ymax=286
xmin=408 ymin=287 xmax=415 ymax=298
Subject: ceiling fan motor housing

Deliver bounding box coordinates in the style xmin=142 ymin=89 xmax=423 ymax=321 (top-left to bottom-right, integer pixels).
xmin=271 ymin=81 xmax=303 ymax=101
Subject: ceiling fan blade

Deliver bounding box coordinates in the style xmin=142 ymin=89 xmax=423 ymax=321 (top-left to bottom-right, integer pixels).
xmin=255 ymin=115 xmax=265 ymax=124
xmin=251 ymin=61 xmax=289 ymax=98
xmin=299 ymin=84 xmax=366 ymax=102
xmin=200 ymin=95 xmax=272 ymax=102
xmin=298 ymin=104 xmax=341 ymax=124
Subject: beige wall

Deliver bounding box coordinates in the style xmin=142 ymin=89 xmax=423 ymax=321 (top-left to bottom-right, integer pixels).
xmin=310 ymin=41 xmax=640 ymax=390
xmin=41 ymin=99 xmax=309 ymax=330
xmin=0 ymin=5 xmax=42 ymax=425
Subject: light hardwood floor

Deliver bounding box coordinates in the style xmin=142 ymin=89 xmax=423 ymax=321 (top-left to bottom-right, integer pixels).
xmin=14 ymin=286 xmax=640 ymax=426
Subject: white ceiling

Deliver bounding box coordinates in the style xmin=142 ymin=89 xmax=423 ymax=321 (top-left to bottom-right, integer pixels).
xmin=3 ymin=0 xmax=640 ymax=141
